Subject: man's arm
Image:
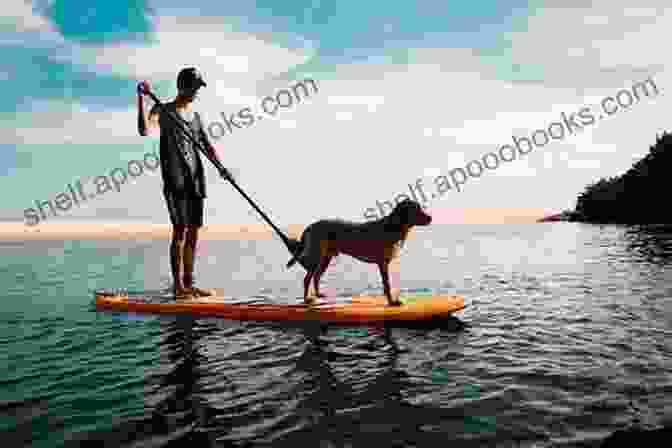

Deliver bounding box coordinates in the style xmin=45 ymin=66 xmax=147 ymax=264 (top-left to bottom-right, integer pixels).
xmin=137 ymin=82 xmax=159 ymax=136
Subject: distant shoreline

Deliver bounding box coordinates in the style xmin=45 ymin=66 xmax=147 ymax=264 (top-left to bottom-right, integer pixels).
xmin=0 ymin=223 xmax=305 ymax=241
xmin=0 ymin=212 xmax=556 ymax=241
xmin=537 ymin=210 xmax=582 ymax=223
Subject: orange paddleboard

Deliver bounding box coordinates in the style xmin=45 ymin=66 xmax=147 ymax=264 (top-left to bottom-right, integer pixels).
xmin=94 ymin=289 xmax=466 ymax=324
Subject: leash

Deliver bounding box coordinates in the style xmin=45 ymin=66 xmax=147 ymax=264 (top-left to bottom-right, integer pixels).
xmin=142 ymin=88 xmax=300 ymax=255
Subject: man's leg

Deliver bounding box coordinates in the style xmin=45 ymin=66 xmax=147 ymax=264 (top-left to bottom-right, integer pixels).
xmin=183 ymin=192 xmax=212 ymax=297
xmin=183 ymin=224 xmax=197 ymax=289
xmin=164 ymin=188 xmax=191 ymax=298
xmin=170 ymin=224 xmax=189 ymax=297
xmin=183 ymin=224 xmax=212 ymax=297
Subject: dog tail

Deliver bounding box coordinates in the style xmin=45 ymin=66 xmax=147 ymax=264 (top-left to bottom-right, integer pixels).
xmin=286 ymin=237 xmax=303 ymax=269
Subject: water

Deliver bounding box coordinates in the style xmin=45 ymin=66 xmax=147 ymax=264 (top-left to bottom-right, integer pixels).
xmin=1 ymin=223 xmax=671 ymax=447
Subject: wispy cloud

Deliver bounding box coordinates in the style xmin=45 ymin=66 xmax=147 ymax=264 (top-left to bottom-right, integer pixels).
xmin=61 ymin=15 xmax=315 ymax=82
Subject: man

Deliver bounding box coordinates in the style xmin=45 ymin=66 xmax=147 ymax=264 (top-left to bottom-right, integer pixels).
xmin=137 ymin=67 xmax=233 ymax=299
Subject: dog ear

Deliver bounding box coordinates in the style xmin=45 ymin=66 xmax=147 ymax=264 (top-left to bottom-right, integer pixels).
xmin=384 ymin=202 xmax=407 ymax=231
xmin=398 ymin=200 xmax=414 ymax=221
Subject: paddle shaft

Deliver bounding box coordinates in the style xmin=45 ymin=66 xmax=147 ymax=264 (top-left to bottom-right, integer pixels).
xmin=143 ymin=89 xmax=296 ymax=251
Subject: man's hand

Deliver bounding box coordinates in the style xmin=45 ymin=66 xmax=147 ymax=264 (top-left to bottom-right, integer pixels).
xmin=137 ymin=81 xmax=151 ymax=97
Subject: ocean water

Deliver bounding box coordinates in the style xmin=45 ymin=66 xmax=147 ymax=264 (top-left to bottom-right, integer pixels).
xmin=1 ymin=223 xmax=671 ymax=447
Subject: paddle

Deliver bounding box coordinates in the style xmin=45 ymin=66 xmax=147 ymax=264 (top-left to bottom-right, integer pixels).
xmin=141 ymin=87 xmax=303 ymax=263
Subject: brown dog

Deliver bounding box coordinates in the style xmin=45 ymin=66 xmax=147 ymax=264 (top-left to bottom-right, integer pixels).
xmin=286 ymin=199 xmax=432 ymax=305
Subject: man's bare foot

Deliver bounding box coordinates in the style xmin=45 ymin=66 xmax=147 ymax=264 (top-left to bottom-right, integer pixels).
xmin=387 ymin=294 xmax=403 ymax=306
xmin=186 ymin=286 xmax=213 ymax=297
xmin=174 ymin=286 xmax=193 ymax=299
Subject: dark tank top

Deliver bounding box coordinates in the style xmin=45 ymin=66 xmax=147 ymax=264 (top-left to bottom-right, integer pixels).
xmin=153 ymin=102 xmax=206 ymax=198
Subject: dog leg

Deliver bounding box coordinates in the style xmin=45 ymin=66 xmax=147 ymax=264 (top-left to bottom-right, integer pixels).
xmin=378 ymin=262 xmax=401 ymax=306
xmin=313 ymin=255 xmax=333 ymax=298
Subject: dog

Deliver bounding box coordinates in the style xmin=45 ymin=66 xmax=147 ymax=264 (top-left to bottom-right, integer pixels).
xmin=286 ymin=199 xmax=432 ymax=306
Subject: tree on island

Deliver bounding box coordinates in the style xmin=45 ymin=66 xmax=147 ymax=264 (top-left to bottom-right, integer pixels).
xmin=573 ymin=131 xmax=672 ymax=224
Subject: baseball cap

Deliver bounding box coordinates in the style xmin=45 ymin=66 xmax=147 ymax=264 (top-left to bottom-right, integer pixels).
xmin=177 ymin=67 xmax=207 ymax=90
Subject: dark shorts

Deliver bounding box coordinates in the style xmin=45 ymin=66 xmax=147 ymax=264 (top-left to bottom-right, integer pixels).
xmin=163 ymin=188 xmax=204 ymax=227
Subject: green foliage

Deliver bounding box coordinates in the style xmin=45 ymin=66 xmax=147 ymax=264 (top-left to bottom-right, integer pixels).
xmin=573 ymin=131 xmax=672 ymax=224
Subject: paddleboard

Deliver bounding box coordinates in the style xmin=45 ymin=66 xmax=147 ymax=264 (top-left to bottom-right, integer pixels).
xmin=94 ymin=289 xmax=466 ymax=324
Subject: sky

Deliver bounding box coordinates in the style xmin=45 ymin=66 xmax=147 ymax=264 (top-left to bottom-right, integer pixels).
xmin=1 ymin=0 xmax=671 ymax=227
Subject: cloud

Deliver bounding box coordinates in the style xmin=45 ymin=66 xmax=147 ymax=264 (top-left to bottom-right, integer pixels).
xmin=4 ymin=99 xmax=146 ymax=145
xmin=59 ymin=15 xmax=315 ymax=85
xmin=0 ymin=0 xmax=59 ymax=35
xmin=0 ymin=12 xmax=317 ymax=145
xmin=505 ymin=0 xmax=672 ymax=89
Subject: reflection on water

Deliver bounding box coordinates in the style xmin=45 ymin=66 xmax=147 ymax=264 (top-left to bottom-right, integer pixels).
xmin=622 ymin=225 xmax=672 ymax=265
xmin=145 ymin=315 xmax=223 ymax=445
xmin=62 ymin=314 xmax=479 ymax=447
